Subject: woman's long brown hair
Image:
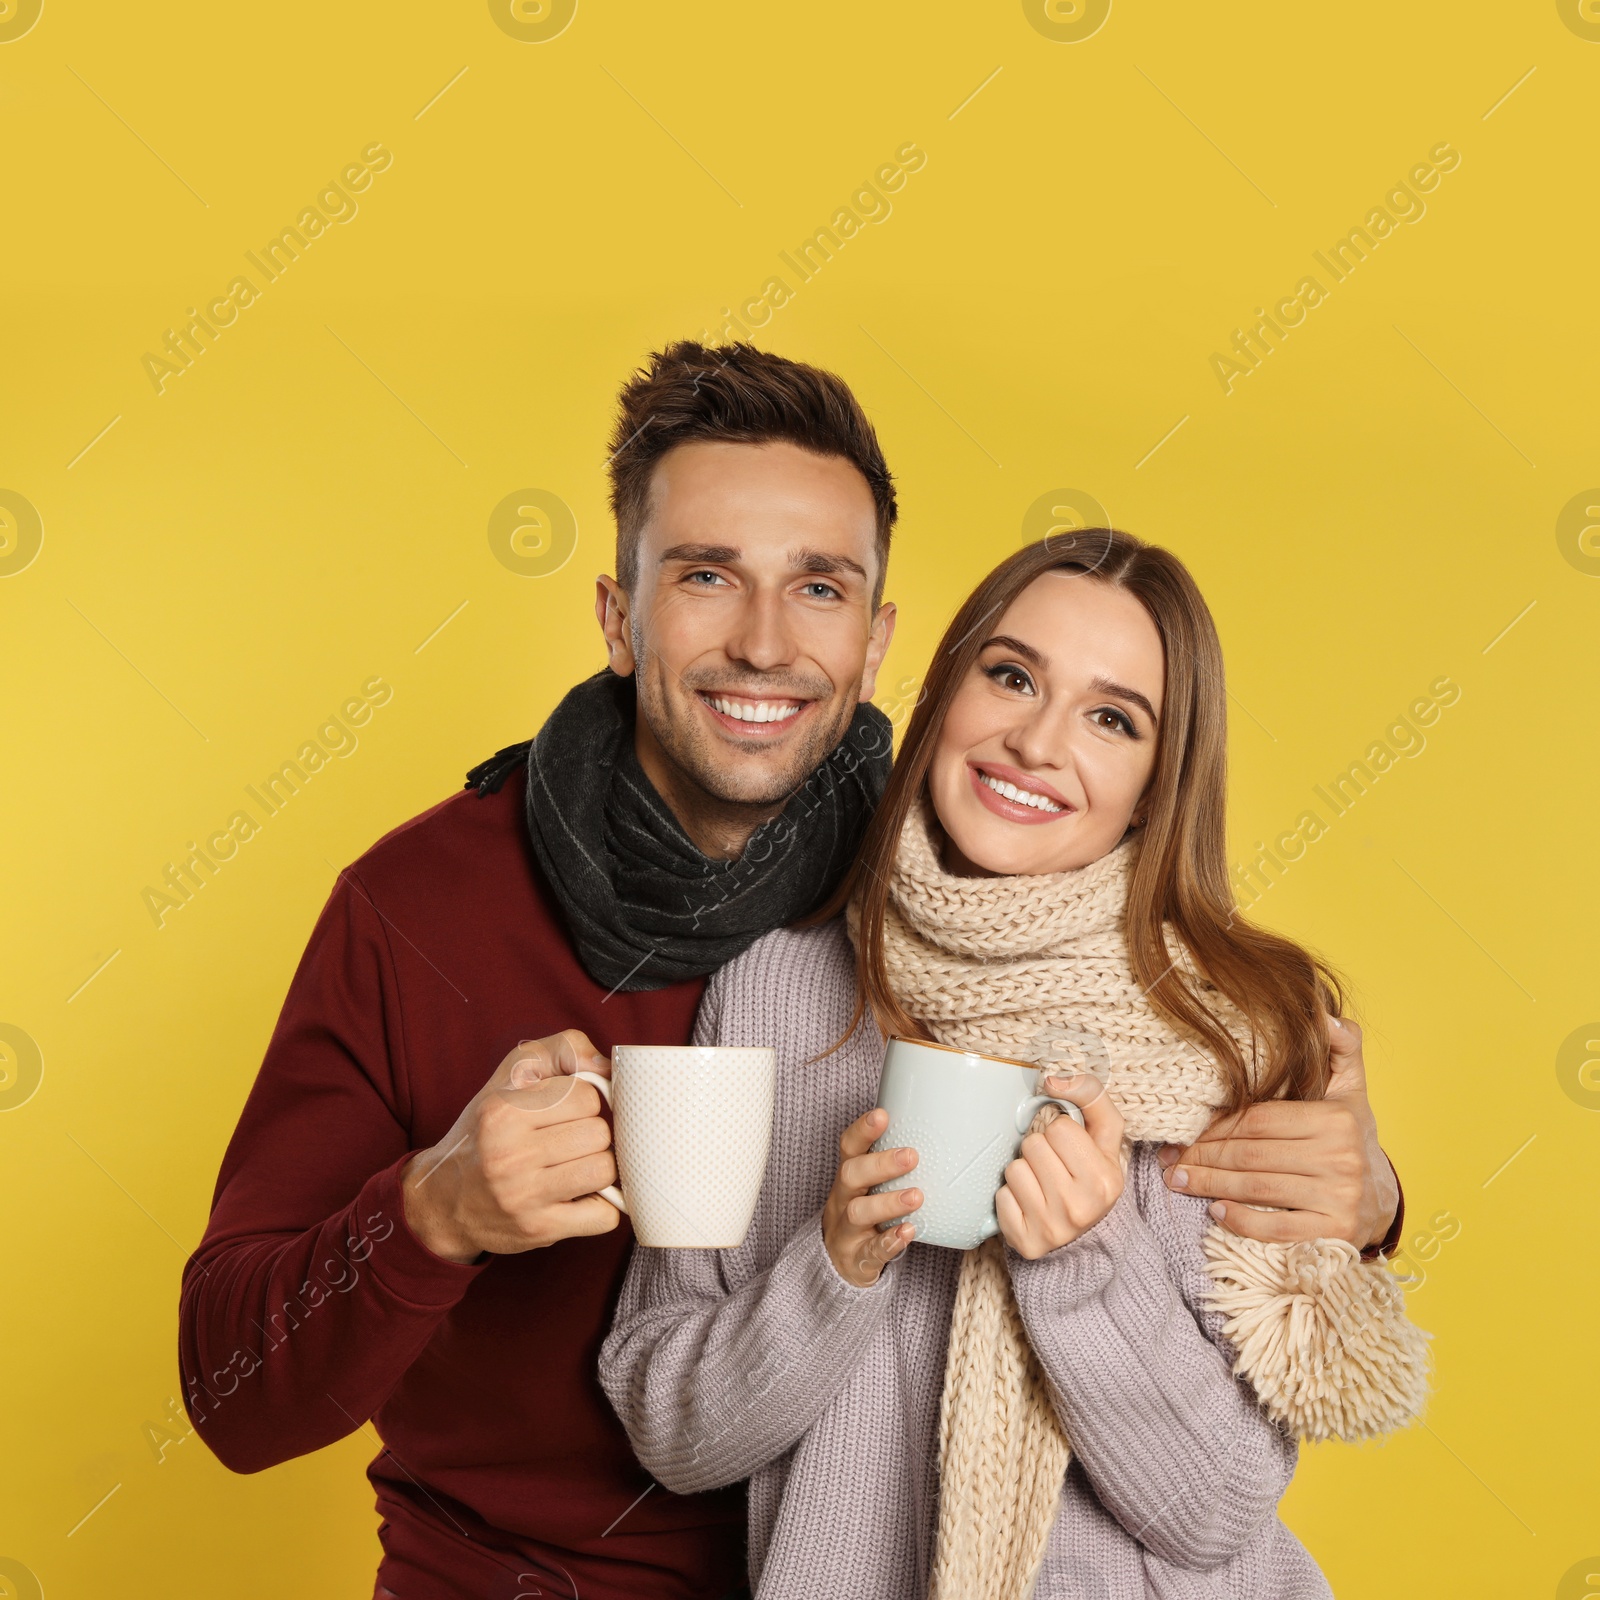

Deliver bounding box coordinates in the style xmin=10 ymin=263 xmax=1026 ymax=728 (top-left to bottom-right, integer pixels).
xmin=818 ymin=529 xmax=1339 ymax=1113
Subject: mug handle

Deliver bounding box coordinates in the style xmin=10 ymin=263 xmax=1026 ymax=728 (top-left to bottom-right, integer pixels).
xmin=976 ymin=1096 xmax=1092 ymax=1242
xmin=571 ymin=1070 xmax=628 ymax=1215
xmin=1014 ymin=1093 xmax=1087 ymax=1137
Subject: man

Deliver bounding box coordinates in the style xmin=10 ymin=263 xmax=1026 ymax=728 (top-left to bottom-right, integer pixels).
xmin=180 ymin=342 xmax=1402 ymax=1600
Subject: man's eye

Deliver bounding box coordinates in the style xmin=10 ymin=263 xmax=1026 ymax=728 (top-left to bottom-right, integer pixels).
xmin=685 ymin=570 xmax=725 ymax=586
xmin=801 ymin=581 xmax=841 ymax=600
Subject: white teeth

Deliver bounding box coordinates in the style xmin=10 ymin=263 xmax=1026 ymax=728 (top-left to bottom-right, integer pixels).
xmin=978 ymin=771 xmax=1065 ymax=813
xmin=707 ymin=695 xmax=802 ymax=725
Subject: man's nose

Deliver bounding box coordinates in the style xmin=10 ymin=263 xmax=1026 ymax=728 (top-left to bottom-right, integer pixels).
xmin=723 ymin=587 xmax=795 ymax=673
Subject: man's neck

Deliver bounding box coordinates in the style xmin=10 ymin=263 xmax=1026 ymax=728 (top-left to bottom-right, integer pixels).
xmin=633 ymin=719 xmax=786 ymax=861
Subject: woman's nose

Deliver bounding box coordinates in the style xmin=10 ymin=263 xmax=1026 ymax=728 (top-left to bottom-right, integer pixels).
xmin=1005 ymin=703 xmax=1075 ymax=774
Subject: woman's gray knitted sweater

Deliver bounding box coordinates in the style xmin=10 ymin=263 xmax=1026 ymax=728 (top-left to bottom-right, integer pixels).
xmin=599 ymin=922 xmax=1333 ymax=1599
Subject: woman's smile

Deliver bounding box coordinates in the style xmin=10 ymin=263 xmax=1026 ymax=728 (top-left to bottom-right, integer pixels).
xmin=968 ymin=761 xmax=1074 ymax=824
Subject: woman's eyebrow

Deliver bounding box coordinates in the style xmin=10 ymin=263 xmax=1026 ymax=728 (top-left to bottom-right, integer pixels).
xmin=1090 ymin=674 xmax=1159 ymax=725
xmin=978 ymin=634 xmax=1046 ymax=668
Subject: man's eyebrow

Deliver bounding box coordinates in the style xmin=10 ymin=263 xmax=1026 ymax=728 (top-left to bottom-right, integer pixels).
xmin=791 ymin=547 xmax=869 ymax=582
xmin=657 ymin=543 xmax=741 ymax=566
xmin=1089 ymin=673 xmax=1159 ymax=725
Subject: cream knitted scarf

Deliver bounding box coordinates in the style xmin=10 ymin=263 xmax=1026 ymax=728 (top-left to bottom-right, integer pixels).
xmin=860 ymin=801 xmax=1430 ymax=1600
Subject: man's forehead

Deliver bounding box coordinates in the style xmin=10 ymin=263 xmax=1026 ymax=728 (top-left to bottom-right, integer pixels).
xmin=639 ymin=439 xmax=878 ymax=567
xmin=648 ymin=437 xmax=873 ymax=505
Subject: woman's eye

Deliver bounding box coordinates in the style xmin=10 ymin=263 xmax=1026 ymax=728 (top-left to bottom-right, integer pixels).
xmin=1093 ymin=708 xmax=1136 ymax=736
xmin=984 ymin=663 xmax=1034 ymax=695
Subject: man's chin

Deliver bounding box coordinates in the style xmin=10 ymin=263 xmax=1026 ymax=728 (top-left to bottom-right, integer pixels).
xmin=690 ymin=763 xmax=817 ymax=810
xmin=685 ymin=733 xmax=842 ymax=809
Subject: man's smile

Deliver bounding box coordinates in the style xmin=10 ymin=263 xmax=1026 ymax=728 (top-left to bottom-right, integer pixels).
xmin=696 ymin=690 xmax=813 ymax=738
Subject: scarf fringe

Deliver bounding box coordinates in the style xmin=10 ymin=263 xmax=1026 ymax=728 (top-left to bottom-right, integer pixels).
xmin=1200 ymin=1226 xmax=1431 ymax=1442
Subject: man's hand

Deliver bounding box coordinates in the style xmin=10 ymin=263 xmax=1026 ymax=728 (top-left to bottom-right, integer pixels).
xmin=401 ymin=1030 xmax=622 ymax=1264
xmin=1157 ymin=1015 xmax=1399 ymax=1249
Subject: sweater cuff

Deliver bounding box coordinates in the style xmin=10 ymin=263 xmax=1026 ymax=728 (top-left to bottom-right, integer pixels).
xmin=1004 ymin=1181 xmax=1147 ymax=1299
xmin=357 ymin=1154 xmax=489 ymax=1311
xmin=804 ymin=1211 xmax=901 ymax=1300
xmin=1361 ymin=1153 xmax=1405 ymax=1262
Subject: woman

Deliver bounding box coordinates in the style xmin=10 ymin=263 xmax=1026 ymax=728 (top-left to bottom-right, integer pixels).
xmin=600 ymin=530 xmax=1428 ymax=1599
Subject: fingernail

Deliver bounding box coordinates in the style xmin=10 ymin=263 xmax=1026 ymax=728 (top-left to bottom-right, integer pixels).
xmin=1169 ymin=1166 xmax=1189 ymax=1189
xmin=1044 ymin=1073 xmax=1078 ymax=1088
xmin=1210 ymin=1202 xmax=1226 ymax=1220
xmin=1156 ymin=1144 xmax=1179 ymax=1168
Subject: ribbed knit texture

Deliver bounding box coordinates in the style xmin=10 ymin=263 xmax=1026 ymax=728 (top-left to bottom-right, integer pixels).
xmin=872 ymin=802 xmax=1428 ymax=1599
xmin=874 ymin=805 xmax=1237 ymax=1600
xmin=600 ymin=921 xmax=1336 ymax=1599
xmin=866 ymin=802 xmax=1240 ymax=1141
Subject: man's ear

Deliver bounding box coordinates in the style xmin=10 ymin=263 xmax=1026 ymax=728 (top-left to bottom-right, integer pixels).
xmin=595 ymin=575 xmax=637 ymax=676
xmin=857 ymin=600 xmax=897 ymax=703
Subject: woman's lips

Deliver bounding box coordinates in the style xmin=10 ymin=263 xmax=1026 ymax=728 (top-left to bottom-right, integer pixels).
xmin=967 ymin=762 xmax=1074 ymax=826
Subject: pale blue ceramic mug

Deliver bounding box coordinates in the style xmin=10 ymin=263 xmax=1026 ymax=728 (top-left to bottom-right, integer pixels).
xmin=870 ymin=1035 xmax=1088 ymax=1249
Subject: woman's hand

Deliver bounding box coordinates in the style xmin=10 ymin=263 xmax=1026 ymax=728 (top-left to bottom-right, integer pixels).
xmin=821 ymin=1108 xmax=922 ymax=1287
xmin=997 ymin=1073 xmax=1127 ymax=1260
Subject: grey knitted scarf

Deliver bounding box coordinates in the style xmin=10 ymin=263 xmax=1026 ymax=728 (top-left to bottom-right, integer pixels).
xmin=468 ymin=671 xmax=893 ymax=993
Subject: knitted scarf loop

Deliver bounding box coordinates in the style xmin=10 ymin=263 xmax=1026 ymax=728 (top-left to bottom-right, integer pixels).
xmin=467 ymin=671 xmax=892 ymax=993
xmin=864 ymin=800 xmax=1430 ymax=1600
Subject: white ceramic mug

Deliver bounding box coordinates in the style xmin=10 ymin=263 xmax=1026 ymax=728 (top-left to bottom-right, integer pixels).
xmin=573 ymin=1045 xmax=777 ymax=1249
xmin=870 ymin=1036 xmax=1087 ymax=1249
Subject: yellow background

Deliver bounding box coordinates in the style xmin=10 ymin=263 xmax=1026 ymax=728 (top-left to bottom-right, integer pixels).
xmin=2 ymin=1 xmax=1595 ymax=1595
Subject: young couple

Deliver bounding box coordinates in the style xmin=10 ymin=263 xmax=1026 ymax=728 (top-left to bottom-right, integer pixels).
xmin=181 ymin=343 xmax=1423 ymax=1600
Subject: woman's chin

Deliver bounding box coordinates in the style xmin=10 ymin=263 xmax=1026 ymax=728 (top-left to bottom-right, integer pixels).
xmin=939 ymin=815 xmax=1064 ymax=878
xmin=937 ymin=805 xmax=1116 ymax=879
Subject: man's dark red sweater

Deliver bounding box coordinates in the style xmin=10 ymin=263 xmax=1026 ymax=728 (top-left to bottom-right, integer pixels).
xmin=179 ymin=778 xmax=747 ymax=1600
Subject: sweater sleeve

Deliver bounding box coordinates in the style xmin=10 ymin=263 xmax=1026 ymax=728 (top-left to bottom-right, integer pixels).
xmin=599 ymin=1215 xmax=898 ymax=1495
xmin=1006 ymin=1145 xmax=1297 ymax=1572
xmin=178 ymin=870 xmax=486 ymax=1472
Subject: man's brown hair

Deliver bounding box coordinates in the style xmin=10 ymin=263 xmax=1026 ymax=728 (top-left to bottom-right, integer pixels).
xmin=607 ymin=341 xmax=898 ymax=598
